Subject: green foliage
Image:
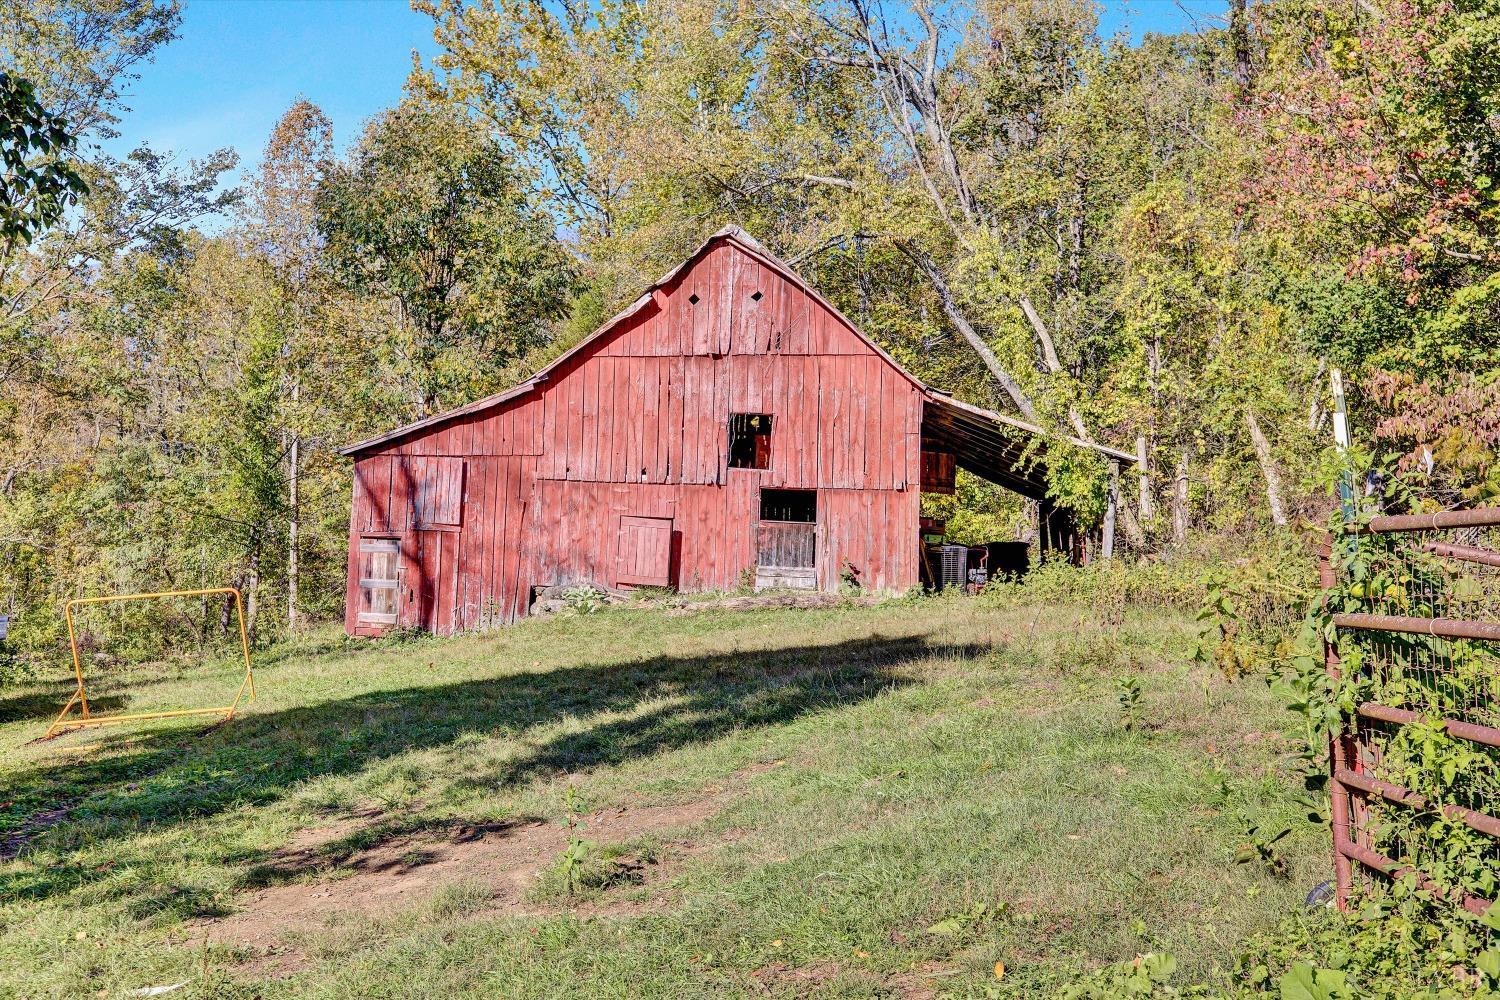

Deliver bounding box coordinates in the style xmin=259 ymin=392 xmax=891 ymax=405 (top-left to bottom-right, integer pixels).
xmin=0 ymin=70 xmax=86 ymax=251
xmin=920 ymin=470 xmax=1026 ymax=546
xmin=1194 ymin=548 xmax=1314 ymax=679
xmin=316 ymin=96 xmax=576 ymax=416
xmin=561 ymin=585 xmax=604 ymax=616
xmin=1233 ymin=818 xmax=1292 ymax=880
xmin=984 ymin=555 xmax=1156 ymax=614
xmin=1037 ymin=894 xmax=1500 ymax=997
xmin=924 ymin=901 xmax=995 ymax=937
xmin=1254 ymin=0 xmax=1500 ymax=377
xmin=1050 ymin=952 xmax=1186 ymax=999
xmin=1232 ymin=898 xmax=1500 ymax=999
xmin=1115 ymin=674 xmax=1142 ymax=730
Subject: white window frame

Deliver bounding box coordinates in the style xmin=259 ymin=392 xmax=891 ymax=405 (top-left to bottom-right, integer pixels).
xmin=357 ymin=537 xmax=400 ymax=626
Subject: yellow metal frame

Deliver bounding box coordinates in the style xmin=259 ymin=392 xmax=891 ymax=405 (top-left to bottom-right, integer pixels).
xmin=44 ymin=587 xmax=257 ymax=739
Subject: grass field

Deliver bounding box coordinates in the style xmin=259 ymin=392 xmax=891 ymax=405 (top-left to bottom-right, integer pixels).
xmin=0 ymin=592 xmax=1326 ymax=998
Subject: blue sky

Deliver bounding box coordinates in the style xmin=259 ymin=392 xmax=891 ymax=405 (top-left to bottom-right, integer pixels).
xmin=104 ymin=0 xmax=1227 ymax=190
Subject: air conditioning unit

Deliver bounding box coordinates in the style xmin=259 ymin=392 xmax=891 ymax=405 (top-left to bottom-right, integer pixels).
xmin=939 ymin=544 xmax=968 ymax=589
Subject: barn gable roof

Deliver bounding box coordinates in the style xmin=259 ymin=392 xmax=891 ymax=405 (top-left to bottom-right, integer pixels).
xmin=339 ymin=226 xmax=1135 ymax=477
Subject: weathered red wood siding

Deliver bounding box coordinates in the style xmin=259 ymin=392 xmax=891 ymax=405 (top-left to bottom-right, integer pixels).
xmin=344 ymin=237 xmax=924 ymax=636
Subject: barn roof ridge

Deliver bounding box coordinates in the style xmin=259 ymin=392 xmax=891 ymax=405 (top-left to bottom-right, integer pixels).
xmin=338 ymin=226 xmax=1135 ymax=467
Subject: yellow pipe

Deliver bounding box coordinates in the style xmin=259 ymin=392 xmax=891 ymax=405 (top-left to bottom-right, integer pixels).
xmin=44 ymin=587 xmax=258 ymax=739
xmin=64 ymin=600 xmax=89 ymax=718
xmin=46 ymin=688 xmax=83 ymax=737
xmin=51 ymin=707 xmax=233 ymax=729
xmin=63 ymin=586 xmax=258 ymax=606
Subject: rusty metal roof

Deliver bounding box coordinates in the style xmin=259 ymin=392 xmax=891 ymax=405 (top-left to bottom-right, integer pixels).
xmin=920 ymin=392 xmax=1135 ymax=500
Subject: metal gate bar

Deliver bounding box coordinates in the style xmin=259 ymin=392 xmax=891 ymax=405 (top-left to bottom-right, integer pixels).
xmin=1324 ymin=506 xmax=1500 ymax=914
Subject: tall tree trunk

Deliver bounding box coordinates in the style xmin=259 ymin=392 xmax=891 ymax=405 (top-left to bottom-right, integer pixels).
xmin=1102 ymin=460 xmax=1119 ymax=558
xmin=1067 ymin=173 xmax=1084 ymax=295
xmin=1172 ymin=450 xmax=1191 ymax=545
xmin=1307 ymin=358 xmax=1328 ymax=433
xmin=287 ymin=380 xmax=301 ymax=633
xmin=1119 ymin=492 xmax=1145 ymax=549
xmin=1244 ymin=407 xmax=1288 ymax=527
xmin=244 ymin=541 xmax=262 ymax=647
xmin=1229 ymin=0 xmax=1255 ymax=92
xmin=1017 ymin=295 xmax=1093 ymax=440
xmin=287 ymin=434 xmax=300 ymax=632
xmin=900 ymin=243 xmax=1040 ymax=422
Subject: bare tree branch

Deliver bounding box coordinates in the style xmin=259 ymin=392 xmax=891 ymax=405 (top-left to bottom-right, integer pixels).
xmin=899 ymin=241 xmax=1040 ymax=422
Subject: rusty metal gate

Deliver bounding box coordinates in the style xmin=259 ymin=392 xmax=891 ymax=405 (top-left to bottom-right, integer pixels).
xmin=1323 ymin=506 xmax=1500 ymax=914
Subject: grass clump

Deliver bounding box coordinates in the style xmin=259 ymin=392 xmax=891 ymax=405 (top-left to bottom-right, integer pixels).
xmin=532 ymin=840 xmax=655 ymax=901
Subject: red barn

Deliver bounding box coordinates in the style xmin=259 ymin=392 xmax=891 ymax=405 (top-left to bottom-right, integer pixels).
xmin=340 ymin=227 xmax=1132 ymax=636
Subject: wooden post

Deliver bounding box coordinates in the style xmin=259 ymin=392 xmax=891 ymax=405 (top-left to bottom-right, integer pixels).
xmin=1103 ymin=460 xmax=1119 ymax=559
xmin=1172 ymin=451 xmax=1190 ymax=546
xmin=1330 ymin=365 xmax=1354 ymax=518
xmin=1136 ymin=435 xmax=1152 ymax=522
xmin=1330 ymin=366 xmax=1350 ymax=450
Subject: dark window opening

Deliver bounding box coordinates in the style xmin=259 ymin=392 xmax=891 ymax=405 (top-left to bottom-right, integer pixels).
xmin=760 ymin=488 xmax=816 ymax=523
xmin=688 ymin=293 xmax=700 ymax=305
xmin=751 ymin=290 xmax=763 ymax=301
xmin=728 ymin=413 xmax=773 ymax=469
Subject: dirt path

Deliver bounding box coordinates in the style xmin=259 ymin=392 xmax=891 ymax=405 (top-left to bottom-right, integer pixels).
xmin=192 ymin=794 xmax=727 ymax=976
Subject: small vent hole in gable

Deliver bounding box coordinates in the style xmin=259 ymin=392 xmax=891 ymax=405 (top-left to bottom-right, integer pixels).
xmin=751 ymin=290 xmax=763 ymax=301
xmin=688 ymin=293 xmax=700 ymax=305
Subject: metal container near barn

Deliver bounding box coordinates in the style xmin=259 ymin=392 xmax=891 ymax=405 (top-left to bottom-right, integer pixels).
xmin=938 ymin=544 xmax=968 ymax=589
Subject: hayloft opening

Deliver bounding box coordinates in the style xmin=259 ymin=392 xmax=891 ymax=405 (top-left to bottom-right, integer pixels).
xmin=728 ymin=413 xmax=773 ymax=469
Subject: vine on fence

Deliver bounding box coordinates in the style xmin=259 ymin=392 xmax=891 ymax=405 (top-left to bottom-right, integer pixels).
xmin=1324 ymin=509 xmax=1500 ymax=916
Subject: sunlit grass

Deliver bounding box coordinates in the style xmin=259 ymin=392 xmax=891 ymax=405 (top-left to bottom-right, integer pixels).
xmin=0 ymin=593 xmax=1323 ymax=998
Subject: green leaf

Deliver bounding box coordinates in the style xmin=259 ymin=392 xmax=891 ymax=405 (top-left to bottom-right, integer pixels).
xmin=1140 ymin=951 xmax=1177 ymax=982
xmin=1477 ymin=948 xmax=1500 ymax=983
xmin=924 ymin=916 xmax=965 ymax=935
xmin=1279 ymin=962 xmax=1348 ymax=1000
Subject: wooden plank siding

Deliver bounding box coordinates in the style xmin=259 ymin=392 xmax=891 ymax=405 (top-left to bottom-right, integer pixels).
xmin=344 ymin=234 xmax=926 ymax=637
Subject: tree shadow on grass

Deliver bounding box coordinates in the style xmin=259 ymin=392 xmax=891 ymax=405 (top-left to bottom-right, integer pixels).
xmin=0 ymin=631 xmax=361 ymax=725
xmin=1 ymin=631 xmax=978 ymax=915
xmin=0 ymin=684 xmax=128 ymax=725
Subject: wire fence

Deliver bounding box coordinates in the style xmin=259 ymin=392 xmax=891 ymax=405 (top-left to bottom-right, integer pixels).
xmin=1325 ymin=507 xmax=1500 ymax=915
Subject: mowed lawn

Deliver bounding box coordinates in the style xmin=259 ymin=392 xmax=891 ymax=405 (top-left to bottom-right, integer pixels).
xmin=0 ymin=593 xmax=1325 ymax=998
